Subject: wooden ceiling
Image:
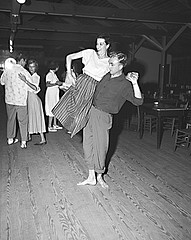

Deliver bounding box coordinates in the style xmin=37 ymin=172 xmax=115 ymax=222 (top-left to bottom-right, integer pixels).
xmin=0 ymin=0 xmax=191 ymax=57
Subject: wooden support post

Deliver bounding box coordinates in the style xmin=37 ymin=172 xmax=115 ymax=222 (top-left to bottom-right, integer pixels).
xmin=159 ymin=36 xmax=166 ymax=99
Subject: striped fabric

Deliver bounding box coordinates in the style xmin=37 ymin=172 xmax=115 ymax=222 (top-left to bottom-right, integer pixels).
xmin=52 ymin=74 xmax=98 ymax=138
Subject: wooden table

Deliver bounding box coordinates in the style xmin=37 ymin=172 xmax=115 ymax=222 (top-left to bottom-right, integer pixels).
xmin=139 ymin=103 xmax=188 ymax=149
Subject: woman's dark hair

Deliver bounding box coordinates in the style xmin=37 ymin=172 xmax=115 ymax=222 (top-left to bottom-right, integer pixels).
xmin=28 ymin=59 xmax=38 ymax=71
xmin=96 ymin=33 xmax=112 ymax=53
xmin=109 ymin=51 xmax=128 ymax=67
xmin=49 ymin=61 xmax=59 ymax=70
xmin=96 ymin=33 xmax=111 ymax=46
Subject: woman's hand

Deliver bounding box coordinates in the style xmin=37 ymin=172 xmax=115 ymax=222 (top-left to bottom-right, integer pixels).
xmin=18 ymin=73 xmax=38 ymax=91
xmin=18 ymin=73 xmax=27 ymax=83
xmin=56 ymin=80 xmax=63 ymax=86
xmin=126 ymin=72 xmax=139 ymax=85
xmin=59 ymin=82 xmax=71 ymax=90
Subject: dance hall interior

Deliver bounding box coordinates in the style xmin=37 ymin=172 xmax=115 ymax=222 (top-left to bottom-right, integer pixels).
xmin=0 ymin=1 xmax=191 ymax=240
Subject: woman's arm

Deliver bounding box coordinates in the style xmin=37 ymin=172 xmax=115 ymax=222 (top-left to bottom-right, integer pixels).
xmin=65 ymin=51 xmax=83 ymax=85
xmin=0 ymin=71 xmax=6 ymax=85
xmin=46 ymin=81 xmax=62 ymax=87
xmin=18 ymin=73 xmax=38 ymax=91
xmin=66 ymin=51 xmax=83 ymax=73
xmin=46 ymin=72 xmax=63 ymax=87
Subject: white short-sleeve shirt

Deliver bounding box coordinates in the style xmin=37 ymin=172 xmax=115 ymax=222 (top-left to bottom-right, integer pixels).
xmin=82 ymin=49 xmax=109 ymax=81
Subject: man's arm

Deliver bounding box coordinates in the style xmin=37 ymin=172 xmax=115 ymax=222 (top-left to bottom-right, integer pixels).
xmin=132 ymin=82 xmax=142 ymax=99
xmin=126 ymin=72 xmax=142 ymax=98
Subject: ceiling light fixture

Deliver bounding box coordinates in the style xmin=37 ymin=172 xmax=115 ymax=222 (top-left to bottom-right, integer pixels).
xmin=16 ymin=0 xmax=26 ymax=4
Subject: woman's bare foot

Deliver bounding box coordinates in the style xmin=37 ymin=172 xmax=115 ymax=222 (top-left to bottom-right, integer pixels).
xmin=77 ymin=178 xmax=96 ymax=186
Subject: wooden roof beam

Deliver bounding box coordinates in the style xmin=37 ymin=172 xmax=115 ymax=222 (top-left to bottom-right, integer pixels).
xmin=0 ymin=1 xmax=191 ymax=24
xmin=0 ymin=21 xmax=166 ymax=37
xmin=142 ymin=35 xmax=163 ymax=50
xmin=165 ymin=24 xmax=188 ymax=50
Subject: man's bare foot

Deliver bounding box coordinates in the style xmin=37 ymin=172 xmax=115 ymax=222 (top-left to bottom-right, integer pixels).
xmin=77 ymin=178 xmax=96 ymax=186
xmin=97 ymin=177 xmax=108 ymax=189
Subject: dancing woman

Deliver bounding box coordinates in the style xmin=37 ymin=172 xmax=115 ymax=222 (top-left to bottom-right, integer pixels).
xmin=52 ymin=33 xmax=112 ymax=137
xmin=27 ymin=59 xmax=47 ymax=145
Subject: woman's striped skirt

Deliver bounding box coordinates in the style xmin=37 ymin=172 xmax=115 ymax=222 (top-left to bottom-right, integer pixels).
xmin=52 ymin=74 xmax=98 ymax=138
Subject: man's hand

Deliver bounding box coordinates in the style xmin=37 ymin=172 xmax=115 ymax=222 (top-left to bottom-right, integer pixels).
xmin=126 ymin=72 xmax=139 ymax=85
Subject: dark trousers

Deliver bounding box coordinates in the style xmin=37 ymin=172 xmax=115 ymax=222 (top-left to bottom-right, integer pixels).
xmin=6 ymin=104 xmax=28 ymax=141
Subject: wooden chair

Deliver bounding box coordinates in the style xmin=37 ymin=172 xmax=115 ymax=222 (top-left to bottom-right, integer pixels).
xmin=174 ymin=124 xmax=191 ymax=153
xmin=144 ymin=113 xmax=157 ymax=134
xmin=164 ymin=101 xmax=189 ymax=136
xmin=126 ymin=106 xmax=157 ymax=134
xmin=124 ymin=105 xmax=140 ymax=132
xmin=163 ymin=117 xmax=178 ymax=136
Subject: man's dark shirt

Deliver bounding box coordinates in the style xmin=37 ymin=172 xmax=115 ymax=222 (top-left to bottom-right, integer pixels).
xmin=93 ymin=73 xmax=143 ymax=114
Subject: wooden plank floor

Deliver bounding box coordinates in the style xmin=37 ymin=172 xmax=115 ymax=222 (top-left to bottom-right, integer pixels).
xmin=0 ymin=91 xmax=191 ymax=240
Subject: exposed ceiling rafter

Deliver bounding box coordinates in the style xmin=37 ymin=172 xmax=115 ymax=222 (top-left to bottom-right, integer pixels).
xmin=177 ymin=0 xmax=191 ymax=9
xmin=0 ymin=0 xmax=191 ymax=57
xmin=0 ymin=1 xmax=191 ymax=24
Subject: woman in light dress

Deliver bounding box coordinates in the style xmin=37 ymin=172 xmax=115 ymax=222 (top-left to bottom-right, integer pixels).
xmin=45 ymin=61 xmax=63 ymax=132
xmin=27 ymin=59 xmax=47 ymax=145
xmin=52 ymin=33 xmax=112 ymax=137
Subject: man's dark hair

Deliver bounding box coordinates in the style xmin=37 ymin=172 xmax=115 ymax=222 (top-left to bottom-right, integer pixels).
xmin=15 ymin=52 xmax=28 ymax=62
xmin=49 ymin=61 xmax=59 ymax=70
